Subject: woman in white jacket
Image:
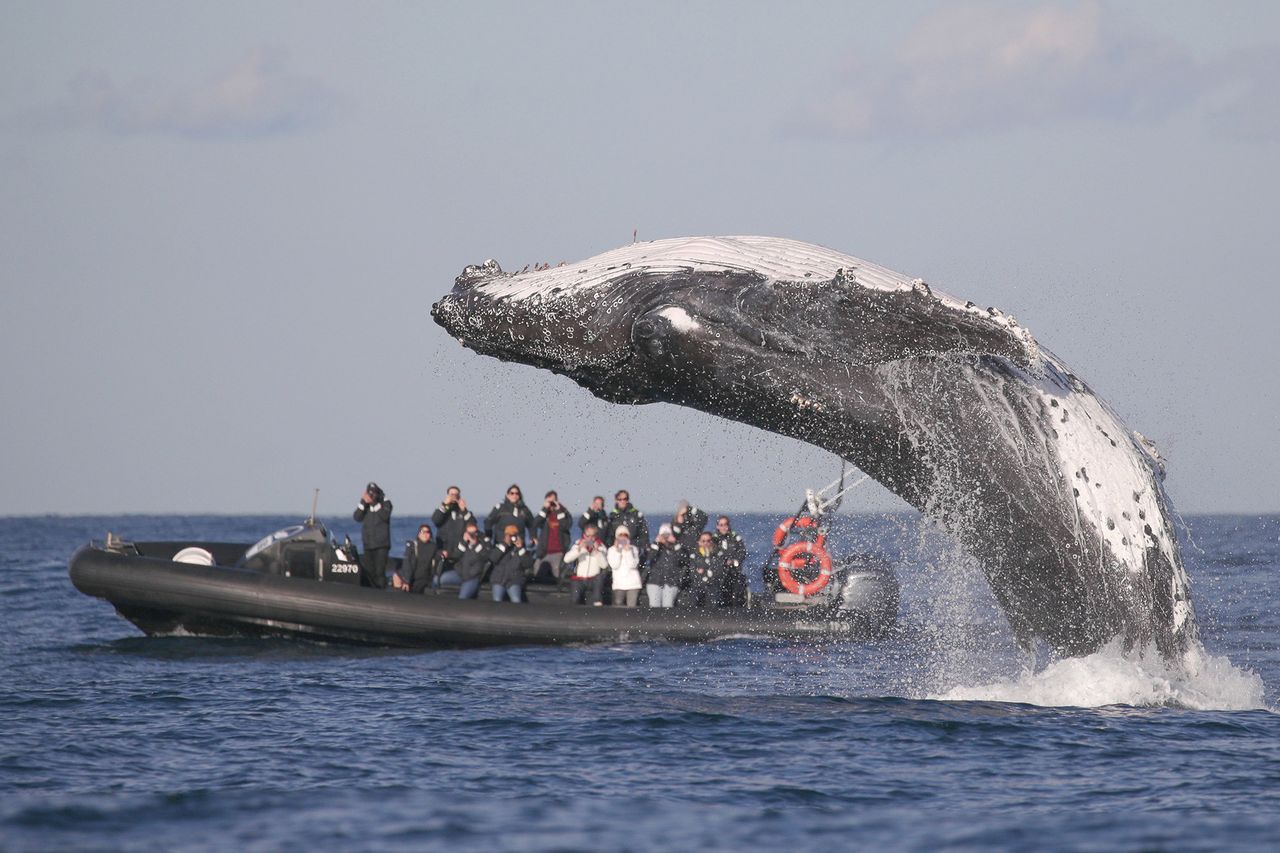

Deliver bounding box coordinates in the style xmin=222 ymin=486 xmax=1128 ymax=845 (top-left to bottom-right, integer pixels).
xmin=607 ymin=527 xmax=643 ymax=607
xmin=563 ymin=524 xmax=611 ymax=605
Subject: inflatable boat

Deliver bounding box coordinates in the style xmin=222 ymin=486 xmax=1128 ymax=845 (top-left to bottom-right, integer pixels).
xmin=69 ymin=520 xmax=899 ymax=648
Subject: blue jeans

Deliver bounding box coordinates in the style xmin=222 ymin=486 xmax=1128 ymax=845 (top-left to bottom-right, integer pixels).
xmin=458 ymin=578 xmax=481 ymax=599
xmin=492 ymin=583 xmax=524 ymax=603
xmin=434 ymin=569 xmax=460 ymax=589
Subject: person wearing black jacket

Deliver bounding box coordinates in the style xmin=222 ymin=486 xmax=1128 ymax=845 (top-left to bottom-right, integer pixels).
xmin=644 ymin=524 xmax=685 ymax=608
xmin=604 ymin=490 xmax=649 ymax=553
xmin=531 ymin=490 xmax=573 ymax=584
xmin=396 ymin=524 xmax=441 ymax=594
xmin=686 ymin=531 xmax=726 ymax=608
xmin=488 ymin=525 xmax=535 ymax=602
xmin=579 ymin=496 xmax=608 ymax=537
xmin=438 ymin=522 xmax=489 ymax=599
xmin=670 ymin=500 xmax=707 ymax=551
xmin=431 ymin=486 xmax=475 ymax=552
xmin=712 ymin=515 xmax=748 ymax=606
xmin=485 ymin=484 xmax=536 ymax=545
xmin=353 ymin=481 xmax=392 ymax=589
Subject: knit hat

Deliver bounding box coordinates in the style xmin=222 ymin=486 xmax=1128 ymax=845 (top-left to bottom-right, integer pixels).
xmin=615 ymin=526 xmax=630 ymax=538
xmin=657 ymin=523 xmax=673 ymax=537
xmin=504 ymin=524 xmax=520 ymax=536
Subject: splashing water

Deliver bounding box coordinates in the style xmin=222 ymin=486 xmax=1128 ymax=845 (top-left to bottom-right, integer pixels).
xmin=932 ymin=640 xmax=1266 ymax=710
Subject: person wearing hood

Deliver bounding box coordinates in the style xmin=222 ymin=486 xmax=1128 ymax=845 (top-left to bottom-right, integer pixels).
xmin=645 ymin=523 xmax=685 ymax=608
xmin=353 ymin=481 xmax=393 ymax=589
xmin=488 ymin=525 xmax=535 ymax=602
xmin=670 ymin=500 xmax=707 ymax=551
xmin=395 ymin=523 xmax=441 ymax=594
xmin=606 ymin=526 xmax=643 ymax=607
xmin=485 ymin=484 xmax=536 ymax=545
xmin=563 ymin=523 xmax=610 ymax=605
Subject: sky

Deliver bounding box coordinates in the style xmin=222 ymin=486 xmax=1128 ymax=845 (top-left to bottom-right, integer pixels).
xmin=2 ymin=1 xmax=1278 ymax=519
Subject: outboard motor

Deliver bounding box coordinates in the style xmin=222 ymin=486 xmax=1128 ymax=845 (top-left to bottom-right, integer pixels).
xmin=237 ymin=521 xmax=362 ymax=583
xmin=832 ymin=554 xmax=899 ymax=635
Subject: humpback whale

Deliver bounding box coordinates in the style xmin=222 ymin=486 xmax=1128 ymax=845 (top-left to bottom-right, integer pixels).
xmin=431 ymin=236 xmax=1196 ymax=661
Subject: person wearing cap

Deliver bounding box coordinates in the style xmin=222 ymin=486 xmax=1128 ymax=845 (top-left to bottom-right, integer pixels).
xmin=488 ymin=524 xmax=535 ymax=602
xmin=531 ymin=490 xmax=573 ymax=586
xmin=606 ymin=526 xmax=643 ymax=607
xmin=485 ymin=484 xmax=536 ymax=546
xmin=686 ymin=531 xmax=726 ymax=608
xmin=645 ymin=523 xmax=685 ymax=608
xmin=353 ymin=482 xmax=393 ymax=589
xmin=563 ymin=523 xmax=610 ymax=605
xmin=396 ymin=524 xmax=441 ymax=594
xmin=712 ymin=515 xmax=748 ymax=606
xmin=670 ymin=500 xmax=707 ymax=551
xmin=604 ymin=490 xmax=649 ymax=556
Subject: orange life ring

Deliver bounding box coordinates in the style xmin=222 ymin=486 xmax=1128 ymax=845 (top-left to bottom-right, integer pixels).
xmin=776 ymin=540 xmax=833 ymax=596
xmin=771 ymin=516 xmax=827 ymax=549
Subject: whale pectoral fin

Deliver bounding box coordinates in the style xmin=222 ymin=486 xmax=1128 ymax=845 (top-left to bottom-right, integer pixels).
xmin=742 ymin=280 xmax=1037 ymax=368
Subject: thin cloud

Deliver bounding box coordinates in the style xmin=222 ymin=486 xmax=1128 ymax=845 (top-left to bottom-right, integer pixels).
xmin=16 ymin=48 xmax=336 ymax=140
xmin=801 ymin=1 xmax=1280 ymax=141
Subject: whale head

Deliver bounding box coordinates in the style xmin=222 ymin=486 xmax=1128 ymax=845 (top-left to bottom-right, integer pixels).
xmin=431 ymin=236 xmax=1037 ymax=410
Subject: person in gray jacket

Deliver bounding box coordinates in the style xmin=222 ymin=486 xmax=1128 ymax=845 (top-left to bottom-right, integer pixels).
xmin=353 ymin=482 xmax=392 ymax=589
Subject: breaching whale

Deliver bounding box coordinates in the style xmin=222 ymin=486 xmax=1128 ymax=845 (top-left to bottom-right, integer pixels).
xmin=431 ymin=236 xmax=1196 ymax=661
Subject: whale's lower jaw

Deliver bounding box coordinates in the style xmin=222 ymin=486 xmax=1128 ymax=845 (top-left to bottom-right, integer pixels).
xmin=432 ymin=236 xmax=1197 ymax=662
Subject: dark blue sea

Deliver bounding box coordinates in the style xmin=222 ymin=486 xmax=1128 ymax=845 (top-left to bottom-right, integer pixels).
xmin=3 ymin=513 xmax=1278 ymax=851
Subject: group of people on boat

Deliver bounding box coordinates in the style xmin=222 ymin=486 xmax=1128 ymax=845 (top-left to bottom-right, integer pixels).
xmin=352 ymin=482 xmax=749 ymax=607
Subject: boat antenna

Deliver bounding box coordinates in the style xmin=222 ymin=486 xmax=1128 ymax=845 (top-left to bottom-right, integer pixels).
xmin=306 ymin=488 xmax=320 ymax=527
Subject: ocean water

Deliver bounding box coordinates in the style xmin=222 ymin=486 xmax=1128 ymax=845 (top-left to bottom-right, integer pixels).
xmin=2 ymin=513 xmax=1278 ymax=851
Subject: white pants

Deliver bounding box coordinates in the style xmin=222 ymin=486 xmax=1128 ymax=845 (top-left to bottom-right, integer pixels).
xmin=646 ymin=584 xmax=679 ymax=608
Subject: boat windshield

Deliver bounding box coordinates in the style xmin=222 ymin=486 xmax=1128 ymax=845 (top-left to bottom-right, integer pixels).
xmin=243 ymin=525 xmax=308 ymax=561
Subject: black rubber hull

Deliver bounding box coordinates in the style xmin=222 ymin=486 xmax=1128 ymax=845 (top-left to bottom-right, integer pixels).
xmin=69 ymin=546 xmax=894 ymax=648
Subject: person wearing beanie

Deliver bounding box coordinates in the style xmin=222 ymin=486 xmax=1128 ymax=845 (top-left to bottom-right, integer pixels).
xmin=353 ymin=481 xmax=393 ymax=589
xmin=487 ymin=524 xmax=534 ymax=603
xmin=645 ymin=523 xmax=686 ymax=608
xmin=607 ymin=526 xmax=643 ymax=607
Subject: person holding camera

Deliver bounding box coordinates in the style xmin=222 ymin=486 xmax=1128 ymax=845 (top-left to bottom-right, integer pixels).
xmin=579 ymin=496 xmax=608 ymax=538
xmin=353 ymin=481 xmax=393 ymax=589
xmin=431 ymin=486 xmax=475 ymax=553
xmin=488 ymin=525 xmax=535 ymax=602
xmin=532 ymin=490 xmax=573 ymax=585
xmin=563 ymin=524 xmax=610 ymax=605
xmin=606 ymin=526 xmax=643 ymax=607
xmin=485 ymin=484 xmax=536 ymax=546
xmin=670 ymin=500 xmax=708 ymax=551
xmin=438 ymin=521 xmax=489 ymax=599
xmin=645 ymin=523 xmax=686 ymax=608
